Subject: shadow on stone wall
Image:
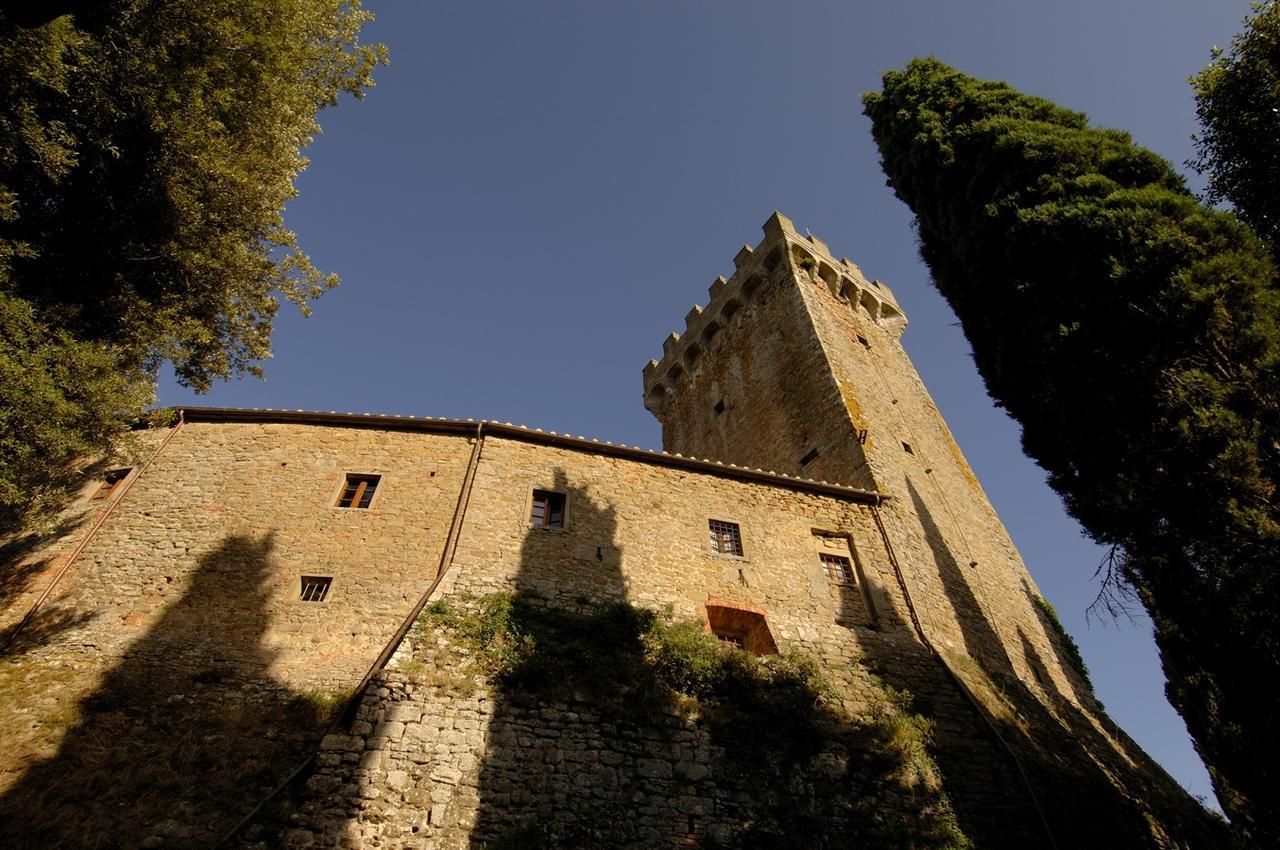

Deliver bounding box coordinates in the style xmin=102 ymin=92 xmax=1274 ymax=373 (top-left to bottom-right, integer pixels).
xmin=467 ymin=469 xmax=669 ymax=847
xmin=461 ymin=470 xmax=967 ymax=848
xmin=897 ymin=477 xmax=1225 ymax=848
xmin=0 ymin=532 xmax=338 ymax=849
xmin=0 ymin=514 xmax=97 ymax=654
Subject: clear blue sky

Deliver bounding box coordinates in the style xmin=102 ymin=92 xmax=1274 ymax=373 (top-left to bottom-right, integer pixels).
xmin=158 ymin=0 xmax=1256 ymax=808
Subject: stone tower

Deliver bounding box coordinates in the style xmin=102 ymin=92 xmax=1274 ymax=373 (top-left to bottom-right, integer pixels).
xmin=642 ymin=212 xmax=1218 ymax=846
xmin=643 ymin=211 xmax=1064 ymax=687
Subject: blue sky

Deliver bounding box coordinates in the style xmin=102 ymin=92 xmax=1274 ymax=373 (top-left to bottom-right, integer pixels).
xmin=158 ymin=0 xmax=1257 ymax=807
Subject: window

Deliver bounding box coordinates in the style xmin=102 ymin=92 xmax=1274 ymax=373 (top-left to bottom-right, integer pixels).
xmin=90 ymin=468 xmax=131 ymax=501
xmin=705 ymin=598 xmax=777 ymax=656
xmin=820 ymin=553 xmax=855 ymax=585
xmin=799 ymin=448 xmax=819 ymax=467
xmin=708 ymin=519 xmax=743 ymax=556
xmin=856 ymin=334 xmax=870 ymax=349
xmin=336 ymin=474 xmax=380 ymax=509
xmin=530 ymin=489 xmax=566 ymax=528
xmin=901 ymin=441 xmax=914 ymax=455
xmin=713 ymin=398 xmax=725 ymax=417
xmin=300 ymin=575 xmax=332 ymax=602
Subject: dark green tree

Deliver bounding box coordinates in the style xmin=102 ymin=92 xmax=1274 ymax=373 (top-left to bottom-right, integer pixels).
xmin=1193 ymin=1 xmax=1280 ymax=258
xmin=864 ymin=58 xmax=1280 ymax=842
xmin=0 ymin=2 xmax=384 ymax=527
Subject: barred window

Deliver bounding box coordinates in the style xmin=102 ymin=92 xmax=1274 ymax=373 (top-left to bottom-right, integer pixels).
xmin=300 ymin=575 xmax=332 ymax=603
xmin=820 ymin=553 xmax=855 ymax=585
xmin=530 ymin=489 xmax=566 ymax=528
xmin=708 ymin=519 xmax=743 ymax=556
xmin=336 ymin=474 xmax=380 ymax=509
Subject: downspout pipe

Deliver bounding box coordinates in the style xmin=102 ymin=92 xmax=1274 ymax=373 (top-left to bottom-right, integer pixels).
xmin=216 ymin=421 xmax=487 ymax=847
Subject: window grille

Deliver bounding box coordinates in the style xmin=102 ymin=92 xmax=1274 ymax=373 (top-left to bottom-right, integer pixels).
xmin=530 ymin=489 xmax=566 ymax=528
xmin=300 ymin=575 xmax=332 ymax=602
xmin=820 ymin=553 xmax=855 ymax=585
xmin=708 ymin=519 xmax=743 ymax=556
xmin=336 ymin=474 xmax=380 ymax=509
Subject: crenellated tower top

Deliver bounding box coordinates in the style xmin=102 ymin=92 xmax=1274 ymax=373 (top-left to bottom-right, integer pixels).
xmin=642 ymin=212 xmax=905 ymax=418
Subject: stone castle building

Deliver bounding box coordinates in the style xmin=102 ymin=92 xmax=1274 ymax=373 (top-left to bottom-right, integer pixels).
xmin=0 ymin=214 xmax=1225 ymax=848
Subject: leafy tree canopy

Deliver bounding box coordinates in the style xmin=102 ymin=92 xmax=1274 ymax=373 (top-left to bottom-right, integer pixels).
xmin=0 ymin=1 xmax=384 ymax=527
xmin=864 ymin=58 xmax=1280 ymax=842
xmin=1193 ymin=1 xmax=1280 ymax=258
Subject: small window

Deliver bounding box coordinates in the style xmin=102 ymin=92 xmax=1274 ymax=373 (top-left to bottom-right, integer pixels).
xmin=530 ymin=489 xmax=566 ymax=528
xmin=713 ymin=399 xmax=725 ymax=417
xmin=90 ymin=468 xmax=131 ymax=500
xmin=708 ymin=519 xmax=743 ymax=557
xmin=300 ymin=576 xmax=332 ymax=602
xmin=799 ymin=448 xmax=819 ymax=467
xmin=706 ymin=599 xmax=777 ymax=656
xmin=336 ymin=474 xmax=380 ymax=509
xmin=856 ymin=334 xmax=870 ymax=349
xmin=820 ymin=553 xmax=855 ymax=585
xmin=901 ymin=441 xmax=914 ymax=455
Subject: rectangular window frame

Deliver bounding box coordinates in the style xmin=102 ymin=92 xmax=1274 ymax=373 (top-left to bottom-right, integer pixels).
xmin=299 ymin=574 xmax=334 ymax=604
xmin=812 ymin=530 xmax=879 ymax=629
xmin=90 ymin=468 xmax=132 ymax=501
xmin=333 ymin=472 xmax=383 ymax=510
xmin=527 ymin=487 xmax=569 ymax=531
xmin=707 ymin=517 xmax=745 ymax=559
xmin=819 ymin=552 xmax=856 ymax=586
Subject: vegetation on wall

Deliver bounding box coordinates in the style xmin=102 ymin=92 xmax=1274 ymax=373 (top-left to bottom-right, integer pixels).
xmin=1030 ymin=594 xmax=1090 ymax=689
xmin=416 ymin=594 xmax=970 ymax=849
xmin=0 ymin=2 xmax=385 ymax=529
xmin=863 ymin=57 xmax=1280 ymax=841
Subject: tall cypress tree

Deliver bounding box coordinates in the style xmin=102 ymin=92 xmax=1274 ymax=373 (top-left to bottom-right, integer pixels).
xmin=864 ymin=58 xmax=1280 ymax=842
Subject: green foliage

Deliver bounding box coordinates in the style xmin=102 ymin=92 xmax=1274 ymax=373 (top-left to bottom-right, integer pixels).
xmin=0 ymin=2 xmax=384 ymax=527
xmin=1192 ymin=2 xmax=1280 ymax=257
xmin=419 ymin=594 xmax=969 ymax=848
xmin=0 ymin=290 xmax=152 ymax=529
xmin=1031 ymin=594 xmax=1091 ymax=688
xmin=864 ymin=58 xmax=1280 ymax=840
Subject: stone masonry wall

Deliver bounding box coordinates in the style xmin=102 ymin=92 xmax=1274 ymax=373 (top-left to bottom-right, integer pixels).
xmin=0 ymin=416 xmax=1226 ymax=848
xmin=0 ymin=420 xmax=475 ymax=847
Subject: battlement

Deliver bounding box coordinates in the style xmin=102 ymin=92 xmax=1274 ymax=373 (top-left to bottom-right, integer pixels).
xmin=643 ymin=212 xmax=906 ymax=416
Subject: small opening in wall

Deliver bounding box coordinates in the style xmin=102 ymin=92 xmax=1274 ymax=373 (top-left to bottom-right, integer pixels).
xmin=300 ymin=575 xmax=332 ymax=602
xmin=820 ymin=553 xmax=855 ymax=585
xmin=531 ymin=489 xmax=566 ymax=528
xmin=856 ymin=334 xmax=870 ymax=349
xmin=705 ymin=599 xmax=777 ymax=655
xmin=336 ymin=473 xmax=380 ymax=509
xmin=708 ymin=519 xmax=743 ymax=557
xmin=799 ymin=448 xmax=819 ymax=467
xmin=90 ymin=468 xmax=132 ymax=501
xmin=901 ymin=441 xmax=914 ymax=455
xmin=713 ymin=399 xmax=725 ymax=417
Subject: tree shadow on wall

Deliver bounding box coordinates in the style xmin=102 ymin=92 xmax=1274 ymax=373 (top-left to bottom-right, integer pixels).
xmin=462 ymin=470 xmax=968 ymax=849
xmin=0 ymin=532 xmax=338 ymax=849
xmin=0 ymin=513 xmax=99 ymax=654
xmin=900 ymin=478 xmax=1225 ymax=848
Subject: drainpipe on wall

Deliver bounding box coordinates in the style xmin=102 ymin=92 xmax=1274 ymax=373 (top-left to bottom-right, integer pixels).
xmin=870 ymin=503 xmax=1059 ymax=850
xmin=217 ymin=421 xmax=488 ymax=846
